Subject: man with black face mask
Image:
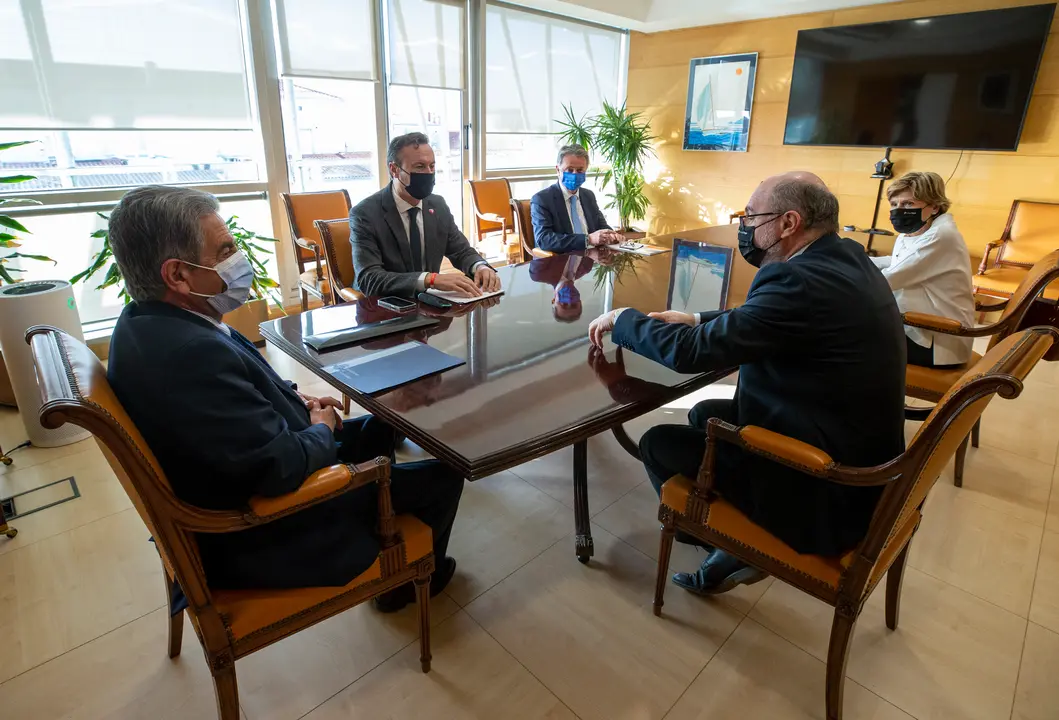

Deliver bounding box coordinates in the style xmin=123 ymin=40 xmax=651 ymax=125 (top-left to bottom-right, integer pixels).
xmin=350 ymin=132 xmax=500 ymax=298
xmin=587 ymin=172 xmax=905 ymax=596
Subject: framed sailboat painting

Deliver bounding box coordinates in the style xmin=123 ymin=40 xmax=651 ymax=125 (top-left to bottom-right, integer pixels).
xmin=683 ymin=53 xmax=758 ymax=152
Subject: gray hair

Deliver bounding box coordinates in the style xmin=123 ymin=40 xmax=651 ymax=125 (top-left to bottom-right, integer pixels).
xmin=769 ymin=180 xmax=839 ymax=234
xmin=557 ymin=144 xmax=590 ymax=166
xmin=108 ymin=185 xmax=220 ymax=302
xmin=387 ymin=132 xmax=431 ymax=166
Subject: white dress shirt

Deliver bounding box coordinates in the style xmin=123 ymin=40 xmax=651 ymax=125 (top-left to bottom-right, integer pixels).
xmin=183 ymin=307 xmax=231 ymax=336
xmin=561 ymin=182 xmax=591 ymax=249
xmin=391 ymin=182 xmax=429 ymax=291
xmin=391 ymin=182 xmax=489 ymax=291
xmin=871 ymin=213 xmax=975 ymax=365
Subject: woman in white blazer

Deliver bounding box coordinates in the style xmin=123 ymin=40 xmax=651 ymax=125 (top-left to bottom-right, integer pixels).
xmin=871 ymin=171 xmax=975 ymax=368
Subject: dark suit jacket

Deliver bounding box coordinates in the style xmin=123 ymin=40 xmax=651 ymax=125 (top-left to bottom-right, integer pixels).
xmin=107 ymin=301 xmax=381 ymax=588
xmin=613 ymin=233 xmax=907 ymax=555
xmin=350 ymin=183 xmax=487 ymax=297
xmin=531 ymin=183 xmax=610 ymax=254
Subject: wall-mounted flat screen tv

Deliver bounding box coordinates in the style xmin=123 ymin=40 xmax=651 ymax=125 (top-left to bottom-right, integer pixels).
xmin=783 ymin=4 xmax=1055 ymax=150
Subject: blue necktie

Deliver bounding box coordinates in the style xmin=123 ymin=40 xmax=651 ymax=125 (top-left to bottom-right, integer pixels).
xmin=569 ymin=195 xmax=584 ymax=235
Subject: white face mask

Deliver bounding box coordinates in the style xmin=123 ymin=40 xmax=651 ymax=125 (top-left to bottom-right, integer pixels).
xmin=184 ymin=251 xmax=254 ymax=315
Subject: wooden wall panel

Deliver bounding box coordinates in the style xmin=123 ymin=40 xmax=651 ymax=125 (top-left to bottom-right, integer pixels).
xmin=629 ymin=0 xmax=1059 ymax=258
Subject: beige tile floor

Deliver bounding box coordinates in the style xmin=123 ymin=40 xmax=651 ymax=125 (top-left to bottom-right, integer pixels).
xmin=0 ymin=343 xmax=1057 ymax=720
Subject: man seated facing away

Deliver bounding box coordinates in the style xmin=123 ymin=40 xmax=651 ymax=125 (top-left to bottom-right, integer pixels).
xmin=588 ymin=172 xmax=906 ymax=595
xmin=106 ymin=185 xmax=464 ymax=612
xmin=531 ymin=144 xmax=624 ymax=254
xmin=351 ymin=132 xmax=500 ymax=298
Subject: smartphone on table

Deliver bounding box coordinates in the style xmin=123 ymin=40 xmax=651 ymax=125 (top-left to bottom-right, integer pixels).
xmin=378 ymin=296 xmax=417 ymax=313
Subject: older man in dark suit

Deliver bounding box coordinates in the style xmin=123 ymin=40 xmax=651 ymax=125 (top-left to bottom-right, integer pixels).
xmin=350 ymin=132 xmax=500 ymax=298
xmin=105 ymin=185 xmax=464 ymax=613
xmin=530 ymin=144 xmax=624 ymax=254
xmin=588 ymin=172 xmax=906 ymax=596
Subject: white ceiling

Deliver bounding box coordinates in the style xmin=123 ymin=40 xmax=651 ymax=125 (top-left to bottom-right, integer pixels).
xmin=506 ymin=0 xmax=900 ymax=32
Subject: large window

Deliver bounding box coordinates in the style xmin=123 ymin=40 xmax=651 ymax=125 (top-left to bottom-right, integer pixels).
xmin=275 ymin=0 xmax=381 ymax=199
xmin=0 ymin=0 xmax=263 ymax=191
xmin=485 ymin=3 xmax=625 ymax=171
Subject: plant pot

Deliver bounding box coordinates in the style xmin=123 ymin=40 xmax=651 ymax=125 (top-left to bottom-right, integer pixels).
xmin=0 ymin=351 xmax=16 ymax=408
xmin=223 ymin=298 xmax=270 ymax=347
xmin=621 ymin=228 xmax=647 ymax=240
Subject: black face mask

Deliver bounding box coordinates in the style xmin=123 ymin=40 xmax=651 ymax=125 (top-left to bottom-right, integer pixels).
xmin=398 ymin=169 xmax=435 ymax=200
xmin=737 ymin=215 xmax=782 ymax=268
xmin=890 ymin=207 xmax=933 ymax=235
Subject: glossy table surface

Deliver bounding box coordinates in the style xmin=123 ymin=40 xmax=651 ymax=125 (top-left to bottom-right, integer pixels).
xmin=260 ymin=224 xmax=743 ymax=479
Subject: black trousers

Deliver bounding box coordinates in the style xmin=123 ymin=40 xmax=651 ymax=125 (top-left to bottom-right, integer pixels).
xmin=336 ymin=415 xmax=463 ymax=566
xmin=638 ymin=399 xmax=737 ymax=549
xmin=639 ymin=398 xmax=735 ymax=495
xmin=195 ymin=415 xmax=463 ymax=592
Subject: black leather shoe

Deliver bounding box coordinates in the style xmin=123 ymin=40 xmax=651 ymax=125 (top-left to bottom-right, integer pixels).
xmin=373 ymin=557 xmax=458 ymax=614
xmin=672 ymin=550 xmax=768 ymax=596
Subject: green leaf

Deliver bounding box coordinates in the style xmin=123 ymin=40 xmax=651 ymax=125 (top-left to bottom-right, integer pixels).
xmin=0 ymin=175 xmax=36 ymax=184
xmin=5 ymin=252 xmax=55 ymax=264
xmin=0 ymin=215 xmax=29 ymax=234
xmin=0 ymin=141 xmax=36 ymax=152
xmin=90 ymin=229 xmax=108 ymax=238
xmin=0 ymin=197 xmax=41 ymax=207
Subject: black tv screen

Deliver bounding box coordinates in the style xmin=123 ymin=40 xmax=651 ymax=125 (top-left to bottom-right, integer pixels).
xmin=783 ymin=5 xmax=1056 ymax=150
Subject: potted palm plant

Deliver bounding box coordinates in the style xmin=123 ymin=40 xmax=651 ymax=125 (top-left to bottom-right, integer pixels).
xmin=0 ymin=141 xmax=55 ymax=407
xmin=556 ymin=101 xmax=655 ymax=236
xmin=71 ymin=214 xmax=284 ymax=345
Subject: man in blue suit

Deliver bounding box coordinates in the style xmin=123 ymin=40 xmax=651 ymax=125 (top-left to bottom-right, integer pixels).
xmin=530 ymin=144 xmax=624 ymax=253
xmin=588 ymin=172 xmax=906 ymax=596
xmin=105 ymin=185 xmax=464 ymax=613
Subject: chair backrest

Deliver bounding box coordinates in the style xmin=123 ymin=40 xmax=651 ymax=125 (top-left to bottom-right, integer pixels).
xmin=511 ymin=198 xmax=535 ymax=261
xmin=27 ymin=326 xmax=219 ymax=614
xmin=468 ymin=179 xmax=514 ymax=237
xmin=997 ymin=200 xmax=1059 ymax=267
xmin=282 ymin=190 xmax=352 ymax=266
xmin=315 ymin=218 xmax=355 ymax=293
xmin=988 ymin=249 xmax=1059 ymax=350
xmin=852 ymin=327 xmax=1055 ymax=599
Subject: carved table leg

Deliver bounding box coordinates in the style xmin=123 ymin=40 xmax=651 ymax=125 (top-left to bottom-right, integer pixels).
xmin=612 ymin=424 xmax=641 ymax=461
xmin=573 ymin=440 xmax=594 ymax=564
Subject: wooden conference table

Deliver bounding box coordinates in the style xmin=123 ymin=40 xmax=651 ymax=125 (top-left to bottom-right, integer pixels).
xmin=260 ymin=224 xmax=749 ymax=563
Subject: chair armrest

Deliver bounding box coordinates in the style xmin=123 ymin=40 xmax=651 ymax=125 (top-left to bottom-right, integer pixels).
xmin=978 ymin=240 xmax=1003 ymax=275
xmin=705 ymin=418 xmax=897 ymax=487
xmin=974 ymin=294 xmax=1009 ymax=313
xmin=245 ymin=459 xmax=389 ymax=524
xmin=902 ymin=312 xmax=967 ymax=335
xmin=477 ymin=212 xmax=504 ymax=223
xmin=295 ymin=236 xmax=323 ymax=274
xmin=338 ymin=287 xmax=364 ymax=303
xmin=737 ymin=425 xmax=835 ymax=474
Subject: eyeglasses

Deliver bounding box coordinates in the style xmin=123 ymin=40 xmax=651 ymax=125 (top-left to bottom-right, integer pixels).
xmin=738 ymin=212 xmax=782 ymax=230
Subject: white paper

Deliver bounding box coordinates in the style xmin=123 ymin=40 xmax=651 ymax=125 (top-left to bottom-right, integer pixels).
xmin=426 ymin=288 xmax=505 ymax=304
xmin=605 ymin=242 xmax=669 ymax=256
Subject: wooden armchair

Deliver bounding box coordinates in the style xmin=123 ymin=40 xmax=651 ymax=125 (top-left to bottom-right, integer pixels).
xmin=510 ymin=197 xmax=551 ymax=263
xmin=903 ymin=249 xmax=1059 ymax=485
xmin=468 ymin=178 xmax=516 ymax=249
xmin=653 ymin=327 xmax=1057 ymax=720
xmin=26 ymin=326 xmax=436 ymax=720
xmin=975 ymin=199 xmax=1059 ymax=301
xmin=315 ymin=219 xmax=364 ymax=305
xmin=281 ymin=190 xmax=352 ymax=310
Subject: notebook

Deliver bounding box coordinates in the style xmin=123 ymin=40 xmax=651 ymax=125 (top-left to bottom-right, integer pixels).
xmin=426 ymin=287 xmax=505 ymax=304
xmin=322 ymin=341 xmax=465 ymax=395
xmin=605 ymin=241 xmax=669 ymax=256
xmin=303 ymin=314 xmax=438 ymax=352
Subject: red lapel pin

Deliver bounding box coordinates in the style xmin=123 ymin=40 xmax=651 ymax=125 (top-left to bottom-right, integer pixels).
xmin=428 ymin=208 xmax=435 ymax=214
